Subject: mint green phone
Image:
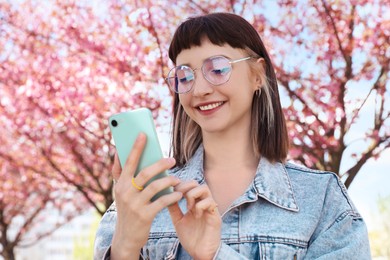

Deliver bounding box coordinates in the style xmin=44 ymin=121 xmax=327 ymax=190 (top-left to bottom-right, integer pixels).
xmin=108 ymin=108 xmax=173 ymax=201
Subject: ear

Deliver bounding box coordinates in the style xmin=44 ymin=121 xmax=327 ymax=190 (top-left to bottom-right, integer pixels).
xmin=252 ymin=58 xmax=266 ymax=91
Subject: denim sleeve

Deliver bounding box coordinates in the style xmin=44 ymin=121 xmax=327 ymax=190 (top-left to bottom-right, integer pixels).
xmin=94 ymin=202 xmax=145 ymax=260
xmin=213 ymin=242 xmax=250 ymax=260
xmin=102 ymin=247 xmax=111 ymax=260
xmin=98 ymin=247 xmax=143 ymax=260
xmin=93 ymin=205 xmax=116 ymax=260
xmin=305 ymin=209 xmax=371 ymax=259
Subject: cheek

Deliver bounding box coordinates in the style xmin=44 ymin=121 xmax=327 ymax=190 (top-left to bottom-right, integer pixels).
xmin=232 ymin=67 xmax=257 ymax=91
xmin=178 ymin=94 xmax=191 ymax=110
xmin=178 ymin=94 xmax=185 ymax=104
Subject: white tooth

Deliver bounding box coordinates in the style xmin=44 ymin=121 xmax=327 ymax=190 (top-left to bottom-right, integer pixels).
xmin=199 ymin=102 xmax=223 ymax=111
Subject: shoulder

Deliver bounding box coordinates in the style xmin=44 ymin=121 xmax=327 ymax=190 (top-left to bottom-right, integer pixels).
xmin=168 ymin=160 xmax=203 ymax=182
xmin=168 ymin=145 xmax=204 ymax=181
xmin=94 ymin=202 xmax=117 ymax=259
xmin=168 ymin=166 xmax=187 ymax=180
xmin=168 ymin=165 xmax=184 ymax=176
xmin=283 ymin=163 xmax=369 ymax=256
xmin=284 ymin=161 xmax=359 ymax=215
xmin=285 ymin=161 xmax=344 ymax=188
xmin=285 ymin=161 xmax=335 ymax=176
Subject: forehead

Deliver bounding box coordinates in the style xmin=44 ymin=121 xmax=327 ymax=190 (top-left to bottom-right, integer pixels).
xmin=175 ymin=39 xmax=245 ymax=66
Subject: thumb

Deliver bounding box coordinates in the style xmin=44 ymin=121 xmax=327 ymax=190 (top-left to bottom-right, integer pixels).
xmin=168 ymin=202 xmax=184 ymax=224
xmin=112 ymin=152 xmax=122 ymax=181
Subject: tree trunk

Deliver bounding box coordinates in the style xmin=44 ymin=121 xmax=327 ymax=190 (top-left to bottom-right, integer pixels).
xmin=1 ymin=246 xmax=15 ymax=260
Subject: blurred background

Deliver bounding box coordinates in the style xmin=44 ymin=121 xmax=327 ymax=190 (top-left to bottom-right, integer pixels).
xmin=0 ymin=0 xmax=389 ymax=259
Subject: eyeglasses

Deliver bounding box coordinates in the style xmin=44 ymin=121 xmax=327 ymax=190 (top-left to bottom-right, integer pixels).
xmin=165 ymin=55 xmax=253 ymax=94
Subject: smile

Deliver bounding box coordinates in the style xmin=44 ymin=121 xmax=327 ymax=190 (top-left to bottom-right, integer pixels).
xmin=198 ymin=102 xmax=224 ymax=111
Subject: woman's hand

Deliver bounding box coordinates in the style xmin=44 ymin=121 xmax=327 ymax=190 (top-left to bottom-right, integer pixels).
xmin=111 ymin=133 xmax=183 ymax=259
xmin=168 ymin=181 xmax=222 ymax=260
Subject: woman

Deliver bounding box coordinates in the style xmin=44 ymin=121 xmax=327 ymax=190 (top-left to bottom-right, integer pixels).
xmin=94 ymin=13 xmax=371 ymax=259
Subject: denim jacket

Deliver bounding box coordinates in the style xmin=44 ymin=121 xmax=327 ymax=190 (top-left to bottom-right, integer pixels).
xmin=94 ymin=146 xmax=371 ymax=259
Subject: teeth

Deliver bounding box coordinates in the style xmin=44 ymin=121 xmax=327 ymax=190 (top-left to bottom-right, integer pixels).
xmin=199 ymin=102 xmax=223 ymax=111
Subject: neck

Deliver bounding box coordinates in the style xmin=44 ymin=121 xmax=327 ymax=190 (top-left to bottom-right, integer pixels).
xmin=202 ymin=129 xmax=259 ymax=172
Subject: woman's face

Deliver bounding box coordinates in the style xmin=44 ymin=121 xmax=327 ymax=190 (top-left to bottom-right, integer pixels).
xmin=176 ymin=39 xmax=260 ymax=136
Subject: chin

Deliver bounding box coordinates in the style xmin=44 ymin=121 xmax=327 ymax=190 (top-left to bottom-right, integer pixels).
xmin=200 ymin=124 xmax=226 ymax=134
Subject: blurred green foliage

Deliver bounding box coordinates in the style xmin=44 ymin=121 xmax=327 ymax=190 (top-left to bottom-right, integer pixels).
xmin=369 ymin=195 xmax=390 ymax=259
xmin=73 ymin=211 xmax=101 ymax=260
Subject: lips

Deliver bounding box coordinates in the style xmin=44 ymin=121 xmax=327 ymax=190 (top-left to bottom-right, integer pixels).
xmin=197 ymin=101 xmax=224 ymax=111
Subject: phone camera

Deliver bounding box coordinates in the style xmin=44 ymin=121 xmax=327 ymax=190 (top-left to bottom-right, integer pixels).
xmin=111 ymin=120 xmax=118 ymax=127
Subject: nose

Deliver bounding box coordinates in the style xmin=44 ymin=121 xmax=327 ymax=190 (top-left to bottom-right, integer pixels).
xmin=191 ymin=71 xmax=214 ymax=97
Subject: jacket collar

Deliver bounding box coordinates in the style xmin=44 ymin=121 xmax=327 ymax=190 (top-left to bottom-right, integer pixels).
xmin=252 ymin=156 xmax=299 ymax=211
xmin=175 ymin=145 xmax=299 ymax=212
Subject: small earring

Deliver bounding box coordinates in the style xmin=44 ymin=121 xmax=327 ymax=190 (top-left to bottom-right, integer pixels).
xmin=256 ymin=88 xmax=261 ymax=97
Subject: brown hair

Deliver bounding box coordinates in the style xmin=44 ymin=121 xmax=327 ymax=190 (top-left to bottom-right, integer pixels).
xmin=168 ymin=13 xmax=289 ymax=167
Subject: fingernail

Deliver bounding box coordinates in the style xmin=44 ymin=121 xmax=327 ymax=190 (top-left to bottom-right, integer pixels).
xmin=174 ymin=178 xmax=181 ymax=185
xmin=209 ymin=204 xmax=218 ymax=214
xmin=137 ymin=133 xmax=146 ymax=142
xmin=168 ymin=158 xmax=176 ymax=164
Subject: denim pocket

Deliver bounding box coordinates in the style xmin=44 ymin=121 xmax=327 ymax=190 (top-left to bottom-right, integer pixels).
xmin=258 ymin=241 xmax=307 ymax=260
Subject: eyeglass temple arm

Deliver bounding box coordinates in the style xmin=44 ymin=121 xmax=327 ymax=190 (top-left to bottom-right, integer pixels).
xmin=229 ymin=56 xmax=253 ymax=64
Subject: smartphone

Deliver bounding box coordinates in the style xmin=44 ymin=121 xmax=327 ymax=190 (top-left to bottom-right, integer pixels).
xmin=108 ymin=108 xmax=173 ymax=201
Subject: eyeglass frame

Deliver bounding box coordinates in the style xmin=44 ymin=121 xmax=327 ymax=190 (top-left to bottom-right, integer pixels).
xmin=165 ymin=55 xmax=254 ymax=94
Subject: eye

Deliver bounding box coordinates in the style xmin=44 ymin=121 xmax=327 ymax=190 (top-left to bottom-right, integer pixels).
xmin=178 ymin=77 xmax=188 ymax=83
xmin=176 ymin=68 xmax=194 ymax=84
xmin=211 ymin=67 xmax=231 ymax=75
xmin=178 ymin=74 xmax=194 ymax=83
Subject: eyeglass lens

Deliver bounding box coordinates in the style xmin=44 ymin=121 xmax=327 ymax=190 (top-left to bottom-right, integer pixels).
xmin=167 ymin=56 xmax=232 ymax=93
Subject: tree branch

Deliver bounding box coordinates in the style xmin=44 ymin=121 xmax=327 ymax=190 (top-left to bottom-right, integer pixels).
xmin=320 ymin=0 xmax=351 ymax=67
xmin=40 ymin=148 xmax=105 ymax=215
xmin=187 ymin=0 xmax=209 ymax=14
xmin=12 ymin=196 xmax=50 ymax=246
xmin=146 ymin=5 xmax=166 ymax=81
xmin=279 ymin=78 xmax=326 ymax=130
xmin=344 ymin=136 xmax=389 ymax=188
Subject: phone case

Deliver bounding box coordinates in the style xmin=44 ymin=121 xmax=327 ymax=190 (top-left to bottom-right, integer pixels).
xmin=108 ymin=108 xmax=173 ymax=201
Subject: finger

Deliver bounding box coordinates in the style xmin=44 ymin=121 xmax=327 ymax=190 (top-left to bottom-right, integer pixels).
xmin=147 ymin=192 xmax=183 ymax=218
xmin=194 ymin=197 xmax=218 ymax=218
xmin=167 ymin=202 xmax=184 ymax=224
xmin=174 ymin=180 xmax=199 ymax=210
xmin=184 ymin=184 xmax=212 ymax=210
xmin=112 ymin=152 xmax=121 ymax=181
xmin=141 ymin=176 xmax=180 ymax=203
xmin=174 ymin=180 xmax=199 ymax=194
xmin=133 ymin=157 xmax=176 ymax=189
xmin=121 ymin=133 xmax=146 ymax=182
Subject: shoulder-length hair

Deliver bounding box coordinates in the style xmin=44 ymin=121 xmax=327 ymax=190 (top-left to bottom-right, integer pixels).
xmin=168 ymin=12 xmax=289 ymax=167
